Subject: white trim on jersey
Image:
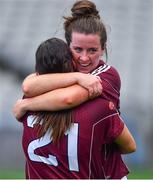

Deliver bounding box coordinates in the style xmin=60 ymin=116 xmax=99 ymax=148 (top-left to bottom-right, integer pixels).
xmin=91 ymin=64 xmax=111 ymax=76
xmin=91 ymin=64 xmax=119 ymax=95
xmin=89 ymin=112 xmax=120 ymax=179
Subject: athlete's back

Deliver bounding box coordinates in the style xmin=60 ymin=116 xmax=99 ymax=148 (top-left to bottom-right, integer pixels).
xmin=22 ymin=97 xmax=128 ymax=179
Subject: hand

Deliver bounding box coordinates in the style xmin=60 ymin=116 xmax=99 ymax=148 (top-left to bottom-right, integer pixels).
xmin=77 ymin=73 xmax=102 ymax=99
xmin=12 ymin=99 xmax=27 ymax=121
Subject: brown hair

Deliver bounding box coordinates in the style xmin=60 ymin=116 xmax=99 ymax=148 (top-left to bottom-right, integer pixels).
xmin=63 ymin=0 xmax=107 ymax=57
xmin=34 ymin=38 xmax=73 ymax=143
xmin=34 ymin=110 xmax=72 ymax=143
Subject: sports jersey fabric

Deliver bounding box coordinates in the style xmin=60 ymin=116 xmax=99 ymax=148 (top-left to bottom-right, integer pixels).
xmin=22 ymin=99 xmax=128 ymax=179
xmin=21 ymin=62 xmax=128 ymax=179
xmin=91 ymin=60 xmax=121 ymax=110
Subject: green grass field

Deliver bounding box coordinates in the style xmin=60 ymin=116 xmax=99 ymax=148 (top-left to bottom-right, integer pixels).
xmin=0 ymin=170 xmax=24 ymax=179
xmin=128 ymin=168 xmax=153 ymax=179
xmin=0 ymin=168 xmax=153 ymax=179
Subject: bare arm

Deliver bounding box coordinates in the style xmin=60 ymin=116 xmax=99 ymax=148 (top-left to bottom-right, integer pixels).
xmin=22 ymin=72 xmax=102 ymax=98
xmin=13 ymin=84 xmax=89 ymax=120
xmin=115 ymin=124 xmax=136 ymax=154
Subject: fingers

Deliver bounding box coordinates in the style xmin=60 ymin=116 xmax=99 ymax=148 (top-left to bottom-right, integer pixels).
xmin=88 ymin=77 xmax=102 ymax=99
xmin=12 ymin=99 xmax=26 ymax=121
xmin=96 ymin=76 xmax=102 ymax=83
xmin=77 ymin=73 xmax=102 ymax=99
xmin=88 ymin=88 xmax=101 ymax=99
xmin=12 ymin=106 xmax=20 ymax=121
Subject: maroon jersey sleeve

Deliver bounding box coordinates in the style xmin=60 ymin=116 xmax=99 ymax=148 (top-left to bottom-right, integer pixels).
xmin=100 ymin=66 xmax=121 ymax=110
xmin=91 ymin=62 xmax=121 ymax=110
xmin=103 ymin=113 xmax=124 ymax=144
xmin=99 ymin=114 xmax=128 ymax=179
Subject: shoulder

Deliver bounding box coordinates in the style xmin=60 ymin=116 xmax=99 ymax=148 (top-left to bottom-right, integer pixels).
xmin=91 ymin=60 xmax=121 ymax=93
xmin=76 ymin=98 xmax=118 ymax=122
xmin=107 ymin=65 xmax=121 ymax=92
xmin=89 ymin=99 xmax=124 ymax=141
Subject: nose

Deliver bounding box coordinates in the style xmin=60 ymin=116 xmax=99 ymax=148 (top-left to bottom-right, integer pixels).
xmin=80 ymin=51 xmax=89 ymax=61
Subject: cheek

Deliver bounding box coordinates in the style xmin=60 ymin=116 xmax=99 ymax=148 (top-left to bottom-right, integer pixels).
xmin=100 ymin=49 xmax=104 ymax=57
xmin=93 ymin=54 xmax=101 ymax=62
xmin=95 ymin=51 xmax=103 ymax=60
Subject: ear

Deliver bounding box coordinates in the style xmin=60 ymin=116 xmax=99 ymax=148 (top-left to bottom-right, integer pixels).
xmin=100 ymin=43 xmax=106 ymax=56
xmin=100 ymin=48 xmax=104 ymax=57
xmin=102 ymin=43 xmax=106 ymax=51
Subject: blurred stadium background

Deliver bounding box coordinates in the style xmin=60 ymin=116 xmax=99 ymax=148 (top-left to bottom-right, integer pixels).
xmin=0 ymin=0 xmax=153 ymax=178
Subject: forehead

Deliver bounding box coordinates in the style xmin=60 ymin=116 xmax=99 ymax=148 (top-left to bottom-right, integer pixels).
xmin=71 ymin=32 xmax=101 ymax=48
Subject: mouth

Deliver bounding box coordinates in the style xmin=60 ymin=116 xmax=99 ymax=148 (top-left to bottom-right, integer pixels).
xmin=79 ymin=63 xmax=91 ymax=67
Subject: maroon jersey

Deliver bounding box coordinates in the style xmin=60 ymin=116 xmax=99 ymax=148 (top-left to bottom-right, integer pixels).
xmin=90 ymin=61 xmax=128 ymax=178
xmin=91 ymin=60 xmax=121 ymax=110
xmin=22 ymin=97 xmax=129 ymax=179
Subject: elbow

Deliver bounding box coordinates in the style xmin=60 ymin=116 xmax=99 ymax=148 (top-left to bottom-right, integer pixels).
xmin=22 ymin=83 xmax=31 ymax=97
xmin=61 ymin=95 xmax=77 ymax=109
xmin=127 ymin=137 xmax=137 ymax=153
xmin=129 ymin=141 xmax=137 ymax=153
xmin=63 ymin=96 xmax=75 ymax=107
xmin=123 ymin=141 xmax=137 ymax=154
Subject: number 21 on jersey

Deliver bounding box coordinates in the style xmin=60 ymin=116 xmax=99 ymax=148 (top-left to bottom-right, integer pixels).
xmin=27 ymin=115 xmax=79 ymax=171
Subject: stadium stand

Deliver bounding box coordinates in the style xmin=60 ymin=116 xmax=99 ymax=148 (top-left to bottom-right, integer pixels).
xmin=0 ymin=0 xmax=152 ymax=169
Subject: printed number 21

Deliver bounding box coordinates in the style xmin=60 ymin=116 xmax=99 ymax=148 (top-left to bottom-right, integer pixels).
xmin=27 ymin=116 xmax=79 ymax=171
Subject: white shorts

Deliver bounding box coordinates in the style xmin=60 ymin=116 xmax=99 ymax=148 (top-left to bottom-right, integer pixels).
xmin=121 ymin=176 xmax=127 ymax=180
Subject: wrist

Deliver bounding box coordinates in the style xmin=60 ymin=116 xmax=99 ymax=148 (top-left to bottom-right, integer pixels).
xmin=73 ymin=72 xmax=83 ymax=84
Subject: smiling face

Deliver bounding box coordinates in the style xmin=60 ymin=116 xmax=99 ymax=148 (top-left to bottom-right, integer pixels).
xmin=70 ymin=32 xmax=104 ymax=73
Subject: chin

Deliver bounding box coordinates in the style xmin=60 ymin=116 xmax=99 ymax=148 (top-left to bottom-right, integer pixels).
xmin=78 ymin=66 xmax=92 ymax=74
xmin=79 ymin=69 xmax=90 ymax=74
